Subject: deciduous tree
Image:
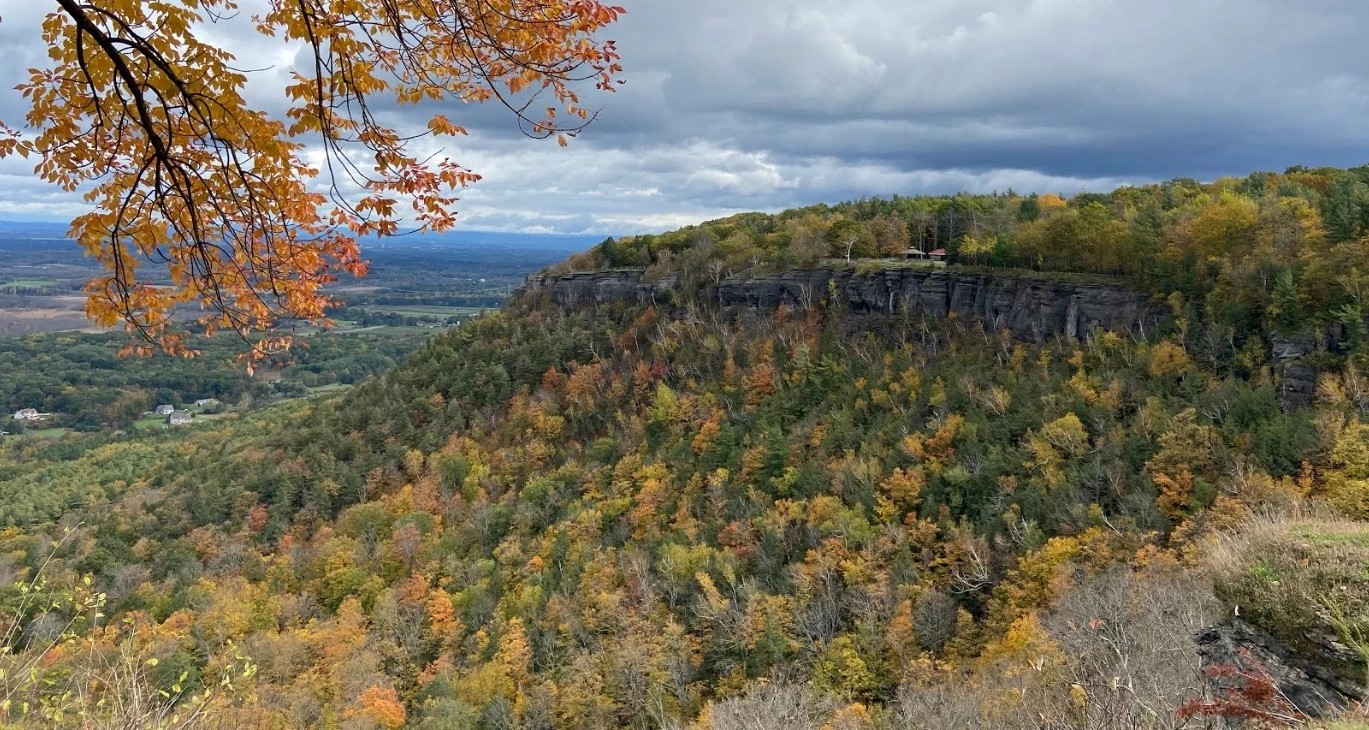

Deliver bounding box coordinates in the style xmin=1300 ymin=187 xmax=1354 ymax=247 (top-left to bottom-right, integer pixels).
xmin=1 ymin=0 xmax=622 ymax=356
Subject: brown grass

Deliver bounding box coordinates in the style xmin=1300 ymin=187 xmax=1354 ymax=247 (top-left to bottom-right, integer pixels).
xmin=1205 ymin=507 xmax=1369 ymax=690
xmin=0 ymin=295 xmax=108 ymax=336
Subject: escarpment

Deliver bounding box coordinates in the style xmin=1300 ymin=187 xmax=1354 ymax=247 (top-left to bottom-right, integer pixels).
xmin=522 ymin=268 xmax=677 ymax=308
xmin=523 ymin=266 xmax=1166 ymax=343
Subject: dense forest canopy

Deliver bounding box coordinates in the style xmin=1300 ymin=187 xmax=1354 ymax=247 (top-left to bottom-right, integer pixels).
xmin=0 ymin=166 xmax=1368 ymax=727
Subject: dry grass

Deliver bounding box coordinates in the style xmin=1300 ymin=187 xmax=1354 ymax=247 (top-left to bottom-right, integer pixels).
xmin=1313 ymin=712 xmax=1369 ymax=730
xmin=1205 ymin=507 xmax=1369 ymax=690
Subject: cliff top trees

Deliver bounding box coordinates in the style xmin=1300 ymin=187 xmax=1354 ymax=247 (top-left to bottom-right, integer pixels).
xmin=1 ymin=0 xmax=622 ymax=356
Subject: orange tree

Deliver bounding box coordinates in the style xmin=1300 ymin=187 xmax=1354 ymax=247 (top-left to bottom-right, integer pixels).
xmin=0 ymin=0 xmax=622 ymax=357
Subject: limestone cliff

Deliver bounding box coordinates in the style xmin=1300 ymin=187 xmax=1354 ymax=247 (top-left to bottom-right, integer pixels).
xmin=521 ymin=268 xmax=676 ymax=307
xmin=712 ymin=267 xmax=1164 ymax=342
xmin=1269 ymin=328 xmax=1342 ymax=409
xmin=523 ymin=266 xmax=1166 ymax=342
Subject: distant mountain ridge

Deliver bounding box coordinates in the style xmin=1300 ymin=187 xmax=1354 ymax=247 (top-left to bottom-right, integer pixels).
xmin=0 ymin=220 xmax=72 ymax=238
xmin=0 ymin=219 xmax=608 ymax=252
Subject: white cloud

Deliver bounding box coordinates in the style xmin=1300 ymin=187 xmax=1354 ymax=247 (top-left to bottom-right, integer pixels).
xmin=1 ymin=1 xmax=1367 ymax=234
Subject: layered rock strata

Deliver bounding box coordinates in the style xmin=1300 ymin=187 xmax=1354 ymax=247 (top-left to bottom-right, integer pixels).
xmin=523 ymin=267 xmax=1165 ymax=342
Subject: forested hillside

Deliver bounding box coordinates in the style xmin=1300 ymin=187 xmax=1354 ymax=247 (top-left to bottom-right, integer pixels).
xmin=1 ymin=168 xmax=1369 ymax=728
xmin=574 ymin=165 xmax=1369 ymax=347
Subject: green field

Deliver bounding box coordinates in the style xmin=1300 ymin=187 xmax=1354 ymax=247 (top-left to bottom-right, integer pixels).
xmin=307 ymin=383 xmax=354 ymax=396
xmin=0 ymin=279 xmax=59 ymax=291
xmin=132 ymin=415 xmax=167 ymax=432
xmin=335 ymin=324 xmax=445 ymax=336
xmin=357 ymin=304 xmax=486 ymax=318
xmin=283 ymin=319 xmax=437 ymax=336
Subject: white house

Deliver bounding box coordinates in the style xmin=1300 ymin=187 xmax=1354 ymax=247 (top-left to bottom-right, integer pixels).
xmin=11 ymin=409 xmax=48 ymax=421
xmin=168 ymin=410 xmax=194 ymax=426
xmin=155 ymin=404 xmax=175 ymax=416
xmin=194 ymin=398 xmax=219 ymax=408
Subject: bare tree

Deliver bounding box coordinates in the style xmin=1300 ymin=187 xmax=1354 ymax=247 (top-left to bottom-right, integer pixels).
xmin=894 ymin=568 xmax=1223 ymax=729
xmin=694 ymin=683 xmax=838 ymax=730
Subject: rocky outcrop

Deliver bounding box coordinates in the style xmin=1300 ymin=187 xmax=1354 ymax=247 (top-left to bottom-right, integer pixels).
xmin=711 ymin=267 xmax=1163 ymax=342
xmin=523 ymin=266 xmax=1165 ymax=342
xmin=1269 ymin=329 xmax=1339 ymax=410
xmin=521 ymin=268 xmax=676 ymax=307
xmin=1196 ymin=619 xmax=1364 ymax=718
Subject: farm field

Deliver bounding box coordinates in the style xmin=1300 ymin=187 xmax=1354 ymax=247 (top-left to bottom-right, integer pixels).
xmin=306 ymin=382 xmax=354 ymax=396
xmin=0 ymin=279 xmax=59 ymax=291
xmin=356 ymin=304 xmax=487 ymax=318
xmin=0 ymin=226 xmax=573 ymax=337
xmin=334 ymin=324 xmax=446 ymax=336
xmin=131 ymin=416 xmax=168 ymax=432
xmin=0 ymin=294 xmax=106 ymax=337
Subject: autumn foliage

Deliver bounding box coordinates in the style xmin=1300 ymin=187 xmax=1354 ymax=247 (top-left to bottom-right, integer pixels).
xmin=9 ymin=166 xmax=1369 ymax=725
xmin=0 ymin=0 xmax=622 ymax=355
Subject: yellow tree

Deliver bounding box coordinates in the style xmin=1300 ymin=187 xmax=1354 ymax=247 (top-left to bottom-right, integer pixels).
xmin=1 ymin=0 xmax=623 ymax=356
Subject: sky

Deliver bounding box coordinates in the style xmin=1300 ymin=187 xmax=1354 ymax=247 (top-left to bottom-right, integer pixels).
xmin=1 ymin=0 xmax=1368 ymax=235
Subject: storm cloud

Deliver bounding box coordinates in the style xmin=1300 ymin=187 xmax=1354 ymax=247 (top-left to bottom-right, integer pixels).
xmin=2 ymin=0 xmax=1368 ymax=233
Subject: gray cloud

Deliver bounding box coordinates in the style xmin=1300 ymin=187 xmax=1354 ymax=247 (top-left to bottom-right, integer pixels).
xmin=2 ymin=1 xmax=1368 ymax=232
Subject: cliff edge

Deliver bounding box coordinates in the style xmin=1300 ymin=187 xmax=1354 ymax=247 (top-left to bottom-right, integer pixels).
xmin=523 ymin=265 xmax=1166 ymax=343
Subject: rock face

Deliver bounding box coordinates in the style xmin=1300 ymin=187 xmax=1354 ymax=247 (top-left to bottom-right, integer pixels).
xmin=1268 ymin=329 xmax=1339 ymax=410
xmin=712 ymin=267 xmax=1164 ymax=342
xmin=521 ymin=269 xmax=676 ymax=307
xmin=523 ymin=266 xmax=1165 ymax=342
xmin=1196 ymin=619 xmax=1364 ymax=718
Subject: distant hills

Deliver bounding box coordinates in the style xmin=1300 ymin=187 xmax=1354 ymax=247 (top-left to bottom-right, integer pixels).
xmin=0 ymin=220 xmax=73 ymax=239
xmin=0 ymin=219 xmax=608 ymax=252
